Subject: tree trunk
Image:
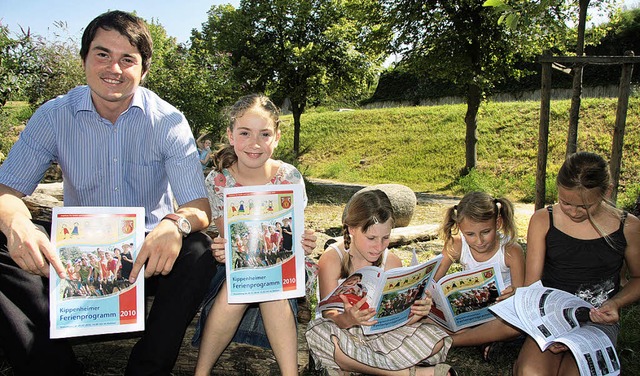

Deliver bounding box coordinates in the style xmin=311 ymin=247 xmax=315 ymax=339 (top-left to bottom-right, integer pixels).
xmin=463 ymin=83 xmax=482 ymax=174
xmin=291 ymin=101 xmax=304 ymax=158
xmin=566 ymin=0 xmax=590 ymax=158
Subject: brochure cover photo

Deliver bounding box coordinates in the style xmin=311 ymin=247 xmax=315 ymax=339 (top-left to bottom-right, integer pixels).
xmin=318 ymin=255 xmax=443 ymax=335
xmin=427 ymin=264 xmax=505 ymax=332
xmin=224 ymin=184 xmax=305 ymax=304
xmin=49 ymin=207 xmax=145 ymax=338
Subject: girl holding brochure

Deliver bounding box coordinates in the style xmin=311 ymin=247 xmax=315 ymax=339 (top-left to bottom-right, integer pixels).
xmin=193 ymin=94 xmax=317 ymax=376
xmin=432 ymin=191 xmax=525 ymax=361
xmin=306 ymin=189 xmax=456 ymax=376
xmin=513 ymin=152 xmax=640 ymax=376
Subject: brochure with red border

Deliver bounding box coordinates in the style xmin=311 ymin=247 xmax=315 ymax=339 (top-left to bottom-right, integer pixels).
xmin=49 ymin=206 xmax=145 ymax=338
xmin=224 ymin=184 xmax=305 ymax=303
xmin=318 ymin=255 xmax=443 ymax=335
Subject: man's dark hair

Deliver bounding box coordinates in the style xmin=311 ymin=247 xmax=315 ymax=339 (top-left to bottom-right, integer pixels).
xmin=80 ymin=10 xmax=153 ymax=73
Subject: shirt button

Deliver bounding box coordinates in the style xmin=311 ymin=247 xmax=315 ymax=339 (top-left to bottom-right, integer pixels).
xmin=113 ymin=158 xmax=118 ymax=163
xmin=114 ymin=187 xmax=119 ymax=191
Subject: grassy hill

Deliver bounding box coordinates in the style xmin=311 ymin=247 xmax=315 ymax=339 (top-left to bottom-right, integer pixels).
xmin=278 ymin=97 xmax=640 ymax=209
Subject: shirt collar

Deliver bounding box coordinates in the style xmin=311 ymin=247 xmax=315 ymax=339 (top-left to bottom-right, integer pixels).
xmin=75 ymin=86 xmax=147 ymax=116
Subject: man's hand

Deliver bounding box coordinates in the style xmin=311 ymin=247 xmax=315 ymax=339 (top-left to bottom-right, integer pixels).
xmin=129 ymin=220 xmax=182 ymax=282
xmin=0 ymin=184 xmax=66 ymax=278
xmin=6 ymin=216 xmax=66 ymax=278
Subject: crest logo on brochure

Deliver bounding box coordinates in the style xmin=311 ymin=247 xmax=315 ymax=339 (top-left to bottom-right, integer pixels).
xmin=281 ymin=195 xmax=292 ymax=209
xmin=122 ymin=219 xmax=134 ymax=234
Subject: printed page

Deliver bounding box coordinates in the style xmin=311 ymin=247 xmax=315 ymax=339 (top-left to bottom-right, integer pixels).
xmin=488 ymin=295 xmax=530 ymax=333
xmin=49 ymin=207 xmax=145 ymax=338
xmin=363 ymin=255 xmax=442 ymax=335
xmin=514 ymin=284 xmax=593 ymax=351
xmin=558 ymin=326 xmax=621 ymax=376
xmin=224 ymin=184 xmax=305 ymax=303
xmin=427 ymin=263 xmax=504 ymax=332
xmin=489 ymin=281 xmax=544 ymax=333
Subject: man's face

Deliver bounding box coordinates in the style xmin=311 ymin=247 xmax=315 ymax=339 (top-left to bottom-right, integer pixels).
xmin=82 ymin=27 xmax=145 ymax=117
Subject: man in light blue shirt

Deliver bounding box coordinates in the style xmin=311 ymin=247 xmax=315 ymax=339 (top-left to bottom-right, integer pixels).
xmin=0 ymin=10 xmax=216 ymax=375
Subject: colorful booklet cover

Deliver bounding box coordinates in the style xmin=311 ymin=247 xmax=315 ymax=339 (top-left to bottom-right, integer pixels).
xmin=224 ymin=184 xmax=305 ymax=303
xmin=318 ymin=255 xmax=443 ymax=335
xmin=427 ymin=263 xmax=505 ymax=332
xmin=49 ymin=207 xmax=145 ymax=338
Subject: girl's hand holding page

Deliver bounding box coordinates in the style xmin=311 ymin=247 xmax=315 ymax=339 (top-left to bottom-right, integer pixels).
xmin=211 ymin=236 xmax=226 ymax=263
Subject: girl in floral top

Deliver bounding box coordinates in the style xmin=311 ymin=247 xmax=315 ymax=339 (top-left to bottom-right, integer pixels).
xmin=193 ymin=94 xmax=316 ymax=376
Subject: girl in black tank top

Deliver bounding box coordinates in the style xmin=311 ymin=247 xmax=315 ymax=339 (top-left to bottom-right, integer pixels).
xmin=514 ymin=152 xmax=640 ymax=376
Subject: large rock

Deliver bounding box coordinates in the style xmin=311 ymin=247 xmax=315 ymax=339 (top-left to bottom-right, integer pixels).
xmin=343 ymin=184 xmax=417 ymax=227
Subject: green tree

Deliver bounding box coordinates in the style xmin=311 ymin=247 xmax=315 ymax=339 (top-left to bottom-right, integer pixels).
xmin=386 ymin=0 xmax=571 ymax=174
xmin=483 ymin=0 xmax=618 ymax=157
xmin=23 ymin=23 xmax=85 ymax=107
xmin=145 ymin=20 xmax=234 ymax=138
xmin=196 ymin=0 xmax=392 ymax=157
xmin=0 ymin=25 xmax=39 ymax=107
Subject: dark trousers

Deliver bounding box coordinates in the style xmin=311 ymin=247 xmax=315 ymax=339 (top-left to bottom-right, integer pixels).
xmin=0 ymin=220 xmax=82 ymax=375
xmin=0 ymin=220 xmax=216 ymax=376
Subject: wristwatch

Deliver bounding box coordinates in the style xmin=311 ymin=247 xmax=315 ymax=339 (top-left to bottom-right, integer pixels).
xmin=163 ymin=213 xmax=191 ymax=237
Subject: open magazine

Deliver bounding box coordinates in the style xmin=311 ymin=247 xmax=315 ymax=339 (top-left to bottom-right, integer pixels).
xmin=427 ymin=264 xmax=505 ymax=332
xmin=490 ymin=281 xmax=621 ymax=376
xmin=318 ymin=255 xmax=442 ymax=335
xmin=223 ymin=184 xmax=306 ymax=304
xmin=49 ymin=207 xmax=145 ymax=338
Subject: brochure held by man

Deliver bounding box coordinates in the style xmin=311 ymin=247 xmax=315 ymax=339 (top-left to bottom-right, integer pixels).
xmin=49 ymin=207 xmax=145 ymax=338
xmin=489 ymin=281 xmax=621 ymax=376
xmin=427 ymin=263 xmax=505 ymax=332
xmin=318 ymin=255 xmax=442 ymax=335
xmin=223 ymin=184 xmax=306 ymax=304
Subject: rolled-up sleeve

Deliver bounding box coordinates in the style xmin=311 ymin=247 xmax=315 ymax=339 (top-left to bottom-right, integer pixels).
xmin=162 ymin=112 xmax=207 ymax=206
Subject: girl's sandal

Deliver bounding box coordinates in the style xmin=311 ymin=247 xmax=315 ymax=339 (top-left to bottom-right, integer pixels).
xmin=434 ymin=363 xmax=458 ymax=376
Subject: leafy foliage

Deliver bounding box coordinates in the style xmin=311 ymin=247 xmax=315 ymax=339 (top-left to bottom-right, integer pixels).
xmin=0 ymin=25 xmax=39 ymax=107
xmin=196 ymin=0 xmax=392 ymax=155
xmin=145 ymin=21 xmax=234 ymax=138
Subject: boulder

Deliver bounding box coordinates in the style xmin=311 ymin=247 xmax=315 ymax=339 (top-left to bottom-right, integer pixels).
xmin=344 ymin=184 xmax=417 ymax=227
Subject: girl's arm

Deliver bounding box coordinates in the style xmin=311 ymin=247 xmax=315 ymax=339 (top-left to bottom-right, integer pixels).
xmin=383 ymin=252 xmax=403 ymax=270
xmin=433 ymin=236 xmax=461 ymax=281
xmin=498 ymin=242 xmax=525 ymax=301
xmin=592 ymin=214 xmax=640 ymax=324
xmin=524 ymin=208 xmax=550 ymax=286
xmin=317 ymin=249 xmax=376 ymax=328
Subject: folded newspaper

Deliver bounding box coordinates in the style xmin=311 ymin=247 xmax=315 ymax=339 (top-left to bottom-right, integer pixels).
xmin=317 ymin=255 xmax=442 ymax=335
xmin=489 ymin=281 xmax=621 ymax=376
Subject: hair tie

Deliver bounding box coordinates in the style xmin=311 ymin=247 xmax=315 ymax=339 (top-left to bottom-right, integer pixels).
xmin=453 ymin=205 xmax=458 ymax=216
xmin=494 ymin=198 xmax=502 ymax=213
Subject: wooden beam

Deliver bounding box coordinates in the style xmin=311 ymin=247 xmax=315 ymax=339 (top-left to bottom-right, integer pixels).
xmin=610 ymin=51 xmax=635 ymax=203
xmin=538 ymin=55 xmax=640 ymax=65
xmin=536 ymin=58 xmax=552 ymax=210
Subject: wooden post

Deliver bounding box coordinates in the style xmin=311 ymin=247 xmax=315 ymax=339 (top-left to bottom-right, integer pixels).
xmin=536 ymin=54 xmax=552 ymax=210
xmin=610 ymin=51 xmax=635 ymax=204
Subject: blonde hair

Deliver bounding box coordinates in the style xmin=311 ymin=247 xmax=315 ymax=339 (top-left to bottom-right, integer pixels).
xmin=340 ymin=190 xmax=394 ymax=278
xmin=440 ymin=191 xmax=517 ymax=254
xmin=212 ymin=94 xmax=281 ymax=172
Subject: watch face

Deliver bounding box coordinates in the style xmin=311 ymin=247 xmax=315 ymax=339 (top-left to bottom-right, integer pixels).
xmin=177 ymin=218 xmax=191 ymax=234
